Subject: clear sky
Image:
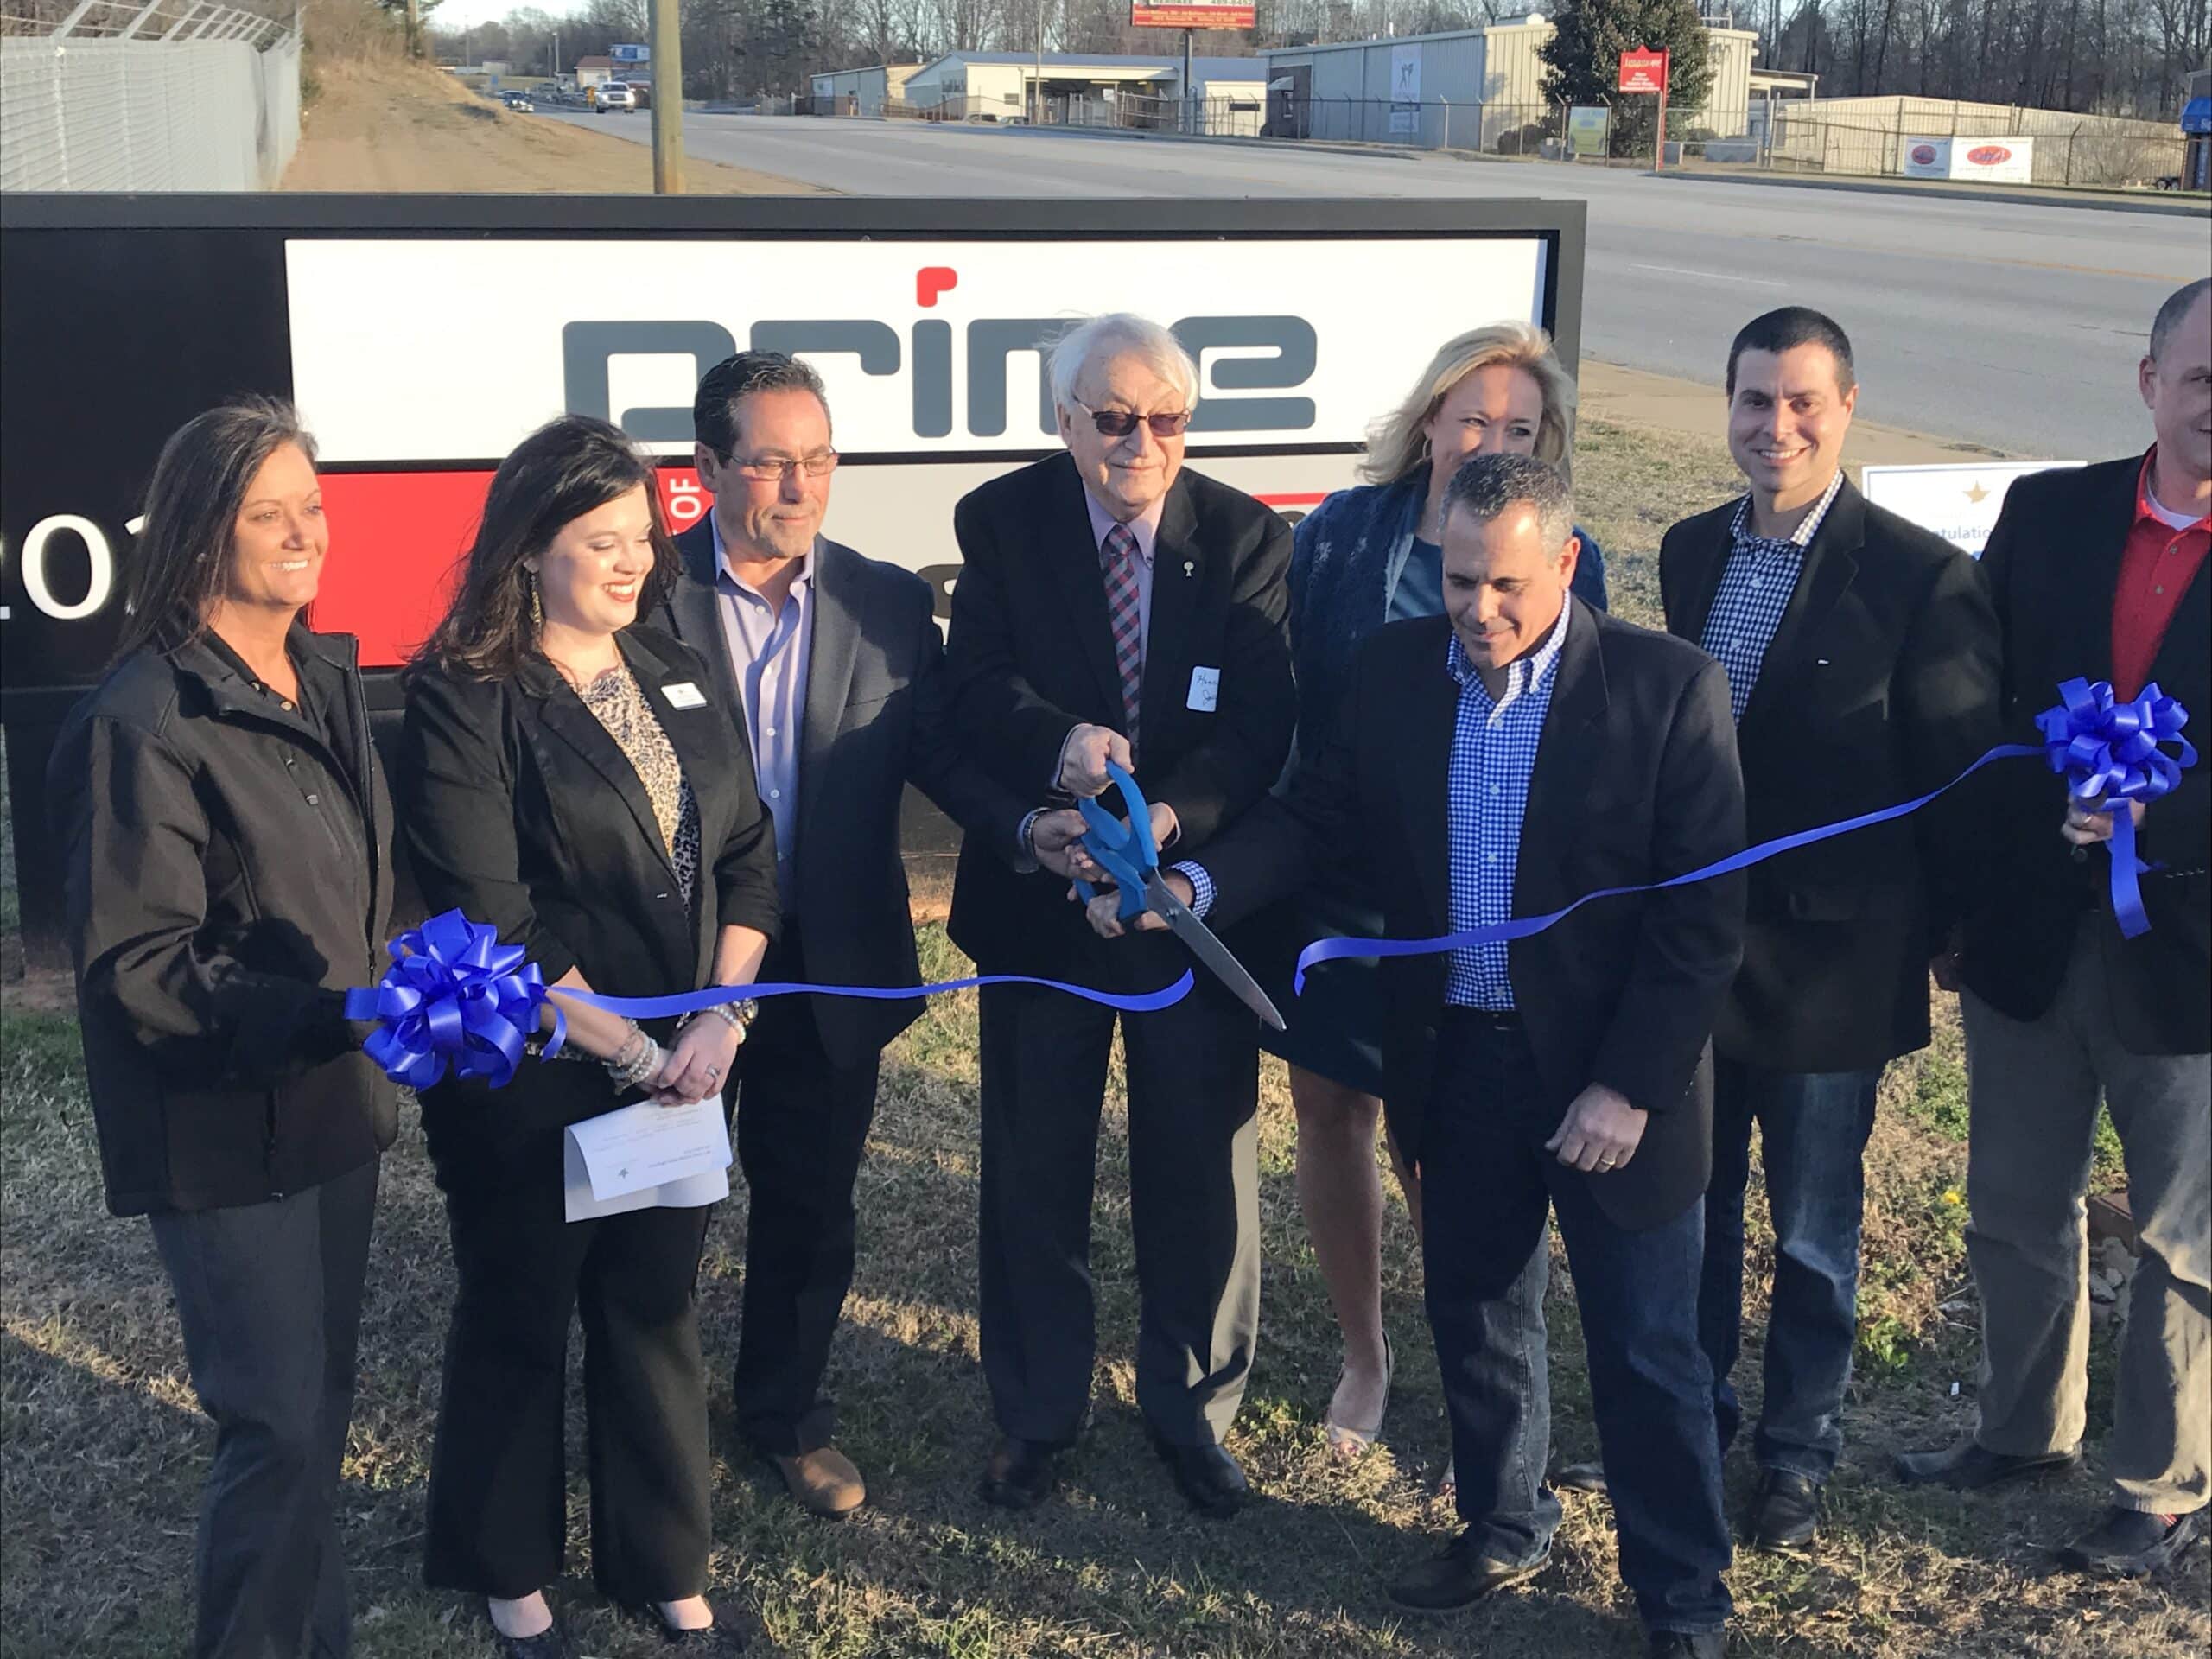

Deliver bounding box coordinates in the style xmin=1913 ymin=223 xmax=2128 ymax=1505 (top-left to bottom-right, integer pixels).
xmin=433 ymin=0 xmax=581 ymax=30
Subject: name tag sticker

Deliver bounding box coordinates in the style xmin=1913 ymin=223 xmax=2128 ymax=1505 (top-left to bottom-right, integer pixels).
xmin=662 ymin=682 xmax=708 ymax=709
xmin=1187 ymin=665 xmax=1221 ymax=712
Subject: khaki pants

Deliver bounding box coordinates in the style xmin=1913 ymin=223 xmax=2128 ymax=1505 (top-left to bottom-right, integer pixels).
xmin=1961 ymin=926 xmax=2211 ymax=1515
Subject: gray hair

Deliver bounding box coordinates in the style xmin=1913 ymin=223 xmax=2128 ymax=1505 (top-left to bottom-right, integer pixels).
xmin=2150 ymin=278 xmax=2211 ymax=365
xmin=1046 ymin=313 xmax=1199 ymax=416
xmin=1440 ymin=453 xmax=1575 ymax=553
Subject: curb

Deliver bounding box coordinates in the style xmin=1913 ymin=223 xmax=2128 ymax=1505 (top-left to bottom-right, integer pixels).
xmin=1019 ymin=123 xmax=1523 ymax=166
xmin=1653 ymin=166 xmax=2209 ymax=219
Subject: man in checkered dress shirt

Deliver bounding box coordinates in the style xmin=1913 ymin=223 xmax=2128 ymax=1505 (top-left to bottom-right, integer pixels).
xmin=1700 ymin=469 xmax=1845 ymax=721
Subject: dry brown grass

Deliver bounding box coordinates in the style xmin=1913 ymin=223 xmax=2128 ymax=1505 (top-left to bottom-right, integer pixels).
xmin=3 ymin=417 xmax=2204 ymax=1656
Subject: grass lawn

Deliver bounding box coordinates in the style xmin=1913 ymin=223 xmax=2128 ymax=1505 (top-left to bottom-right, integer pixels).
xmin=2 ymin=418 xmax=2202 ymax=1656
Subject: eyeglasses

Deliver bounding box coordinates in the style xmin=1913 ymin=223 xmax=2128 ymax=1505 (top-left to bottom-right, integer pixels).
xmin=727 ymin=451 xmax=839 ymax=483
xmin=1075 ymin=401 xmax=1192 ymax=441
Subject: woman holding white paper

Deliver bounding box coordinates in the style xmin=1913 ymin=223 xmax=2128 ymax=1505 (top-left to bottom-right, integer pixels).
xmin=397 ymin=416 xmax=777 ymax=1656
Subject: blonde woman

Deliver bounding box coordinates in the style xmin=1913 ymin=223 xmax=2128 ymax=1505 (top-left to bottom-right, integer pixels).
xmin=1257 ymin=322 xmax=1605 ymax=1465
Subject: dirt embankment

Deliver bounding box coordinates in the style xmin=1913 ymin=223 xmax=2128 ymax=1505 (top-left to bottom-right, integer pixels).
xmin=283 ymin=57 xmax=828 ymax=195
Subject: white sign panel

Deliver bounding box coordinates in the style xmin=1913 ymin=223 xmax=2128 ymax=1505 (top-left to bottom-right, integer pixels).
xmin=1389 ymin=44 xmax=1421 ymax=134
xmin=1899 ymin=136 xmax=2036 ymax=184
xmin=1859 ymin=460 xmax=2083 ymax=556
xmin=285 ymin=237 xmax=1548 ymax=463
xmin=609 ymin=42 xmax=650 ymax=62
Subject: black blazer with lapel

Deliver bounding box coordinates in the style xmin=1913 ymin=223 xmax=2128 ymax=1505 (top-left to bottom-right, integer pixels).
xmin=1660 ymin=480 xmax=2001 ymax=1073
xmin=396 ymin=624 xmax=782 ymax=1179
xmin=1959 ymin=455 xmax=2209 ymax=1053
xmin=1199 ymin=604 xmax=1746 ymax=1232
xmin=660 ymin=521 xmax=1029 ymax=1066
xmin=943 ymin=452 xmax=1296 ymax=984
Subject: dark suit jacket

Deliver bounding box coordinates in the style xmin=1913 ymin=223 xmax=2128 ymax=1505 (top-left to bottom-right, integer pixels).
xmin=944 ymin=452 xmax=1295 ymax=984
xmin=1198 ymin=604 xmax=1746 ymax=1232
xmin=396 ymin=624 xmax=782 ymax=1179
xmin=660 ymin=520 xmax=1028 ymax=1066
xmin=1959 ymin=455 xmax=2210 ymax=1053
xmin=1661 ymin=480 xmax=2001 ymax=1073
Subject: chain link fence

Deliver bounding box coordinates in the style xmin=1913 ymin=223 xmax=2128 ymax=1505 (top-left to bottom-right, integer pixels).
xmin=2 ymin=0 xmax=300 ymax=190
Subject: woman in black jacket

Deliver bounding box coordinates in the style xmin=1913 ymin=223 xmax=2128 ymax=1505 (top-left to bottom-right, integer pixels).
xmin=47 ymin=397 xmax=394 ymax=1659
xmin=397 ymin=416 xmax=777 ymax=1656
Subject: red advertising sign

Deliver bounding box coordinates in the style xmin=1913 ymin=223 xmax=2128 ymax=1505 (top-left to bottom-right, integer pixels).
xmin=1618 ymin=48 xmax=1669 ymax=94
xmin=1130 ymin=1 xmax=1257 ymax=26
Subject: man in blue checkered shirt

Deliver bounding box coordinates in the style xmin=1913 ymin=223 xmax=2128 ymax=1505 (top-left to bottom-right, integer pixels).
xmin=1086 ymin=454 xmax=1749 ymax=1659
xmin=1656 ymin=308 xmax=2000 ymax=1557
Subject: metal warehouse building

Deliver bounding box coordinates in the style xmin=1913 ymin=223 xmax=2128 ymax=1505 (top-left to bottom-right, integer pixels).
xmin=887 ymin=50 xmax=1268 ymax=131
xmin=808 ymin=62 xmax=925 ymax=118
xmin=1262 ymin=15 xmax=1757 ymax=148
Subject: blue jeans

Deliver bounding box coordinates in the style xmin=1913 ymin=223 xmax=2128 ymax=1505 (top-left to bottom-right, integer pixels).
xmin=1699 ymin=1058 xmax=1882 ymax=1484
xmin=1421 ymin=1012 xmax=1732 ymax=1636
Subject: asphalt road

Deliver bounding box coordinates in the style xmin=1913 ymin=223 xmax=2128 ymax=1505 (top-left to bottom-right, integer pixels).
xmin=544 ymin=110 xmax=2207 ymax=459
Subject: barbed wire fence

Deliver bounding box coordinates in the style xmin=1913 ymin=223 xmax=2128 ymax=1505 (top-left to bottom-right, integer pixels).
xmin=1 ymin=0 xmax=302 ymax=190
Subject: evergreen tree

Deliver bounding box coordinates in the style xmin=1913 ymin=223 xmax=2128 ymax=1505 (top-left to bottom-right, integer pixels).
xmin=1540 ymin=0 xmax=1715 ymax=156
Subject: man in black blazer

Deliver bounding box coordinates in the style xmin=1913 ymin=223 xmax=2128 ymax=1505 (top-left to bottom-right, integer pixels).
xmin=943 ymin=313 xmax=1295 ymax=1517
xmin=658 ymin=351 xmax=1031 ymax=1518
xmin=1899 ymin=278 xmax=2209 ymax=1579
xmin=1656 ymin=308 xmax=2000 ymax=1552
xmin=1102 ymin=454 xmax=1744 ymax=1656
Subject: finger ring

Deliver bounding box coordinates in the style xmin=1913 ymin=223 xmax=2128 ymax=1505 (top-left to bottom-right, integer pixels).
xmin=705 ymin=1065 xmax=721 ymax=1081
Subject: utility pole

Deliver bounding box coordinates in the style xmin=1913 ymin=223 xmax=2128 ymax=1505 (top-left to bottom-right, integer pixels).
xmin=1034 ymin=0 xmax=1045 ymax=125
xmin=404 ymin=0 xmax=418 ymax=60
xmin=1183 ymin=27 xmax=1194 ymax=134
xmin=650 ymin=0 xmax=684 ymax=193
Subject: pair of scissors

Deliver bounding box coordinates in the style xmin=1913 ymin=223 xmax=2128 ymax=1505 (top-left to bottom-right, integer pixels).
xmin=1072 ymin=763 xmax=1287 ymax=1031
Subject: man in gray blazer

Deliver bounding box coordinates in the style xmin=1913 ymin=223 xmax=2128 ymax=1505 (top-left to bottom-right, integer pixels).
xmin=658 ymin=351 xmax=1043 ymax=1516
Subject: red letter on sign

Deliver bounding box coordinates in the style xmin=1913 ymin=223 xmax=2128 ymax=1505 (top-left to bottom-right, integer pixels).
xmin=917 ymin=266 xmax=959 ymax=308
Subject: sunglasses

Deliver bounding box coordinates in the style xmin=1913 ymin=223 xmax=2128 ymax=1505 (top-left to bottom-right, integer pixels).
xmin=1076 ymin=401 xmax=1192 ymax=440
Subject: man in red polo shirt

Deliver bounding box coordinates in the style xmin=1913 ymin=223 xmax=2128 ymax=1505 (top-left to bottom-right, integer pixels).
xmin=1899 ymin=277 xmax=2210 ymax=1579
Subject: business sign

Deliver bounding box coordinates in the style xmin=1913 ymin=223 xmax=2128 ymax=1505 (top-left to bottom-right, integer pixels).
xmin=1129 ymin=1 xmax=1256 ymax=25
xmin=1567 ymin=105 xmax=1611 ymax=157
xmin=1618 ymin=48 xmax=1668 ymax=94
xmin=1389 ymin=44 xmax=1421 ymax=136
xmin=1899 ymin=135 xmax=2036 ymax=183
xmin=1859 ymin=461 xmax=2083 ymax=556
xmin=609 ymin=42 xmax=649 ymax=62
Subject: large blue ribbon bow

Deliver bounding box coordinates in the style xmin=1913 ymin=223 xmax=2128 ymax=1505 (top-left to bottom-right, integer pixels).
xmin=342 ymin=910 xmax=566 ymax=1090
xmin=2037 ymin=677 xmax=2196 ymax=938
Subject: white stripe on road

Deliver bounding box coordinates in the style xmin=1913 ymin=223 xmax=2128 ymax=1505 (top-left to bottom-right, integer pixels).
xmin=1630 ymin=264 xmax=1787 ymax=287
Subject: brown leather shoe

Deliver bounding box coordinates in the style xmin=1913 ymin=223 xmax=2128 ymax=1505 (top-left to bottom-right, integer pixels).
xmin=771 ymin=1446 xmax=867 ymax=1517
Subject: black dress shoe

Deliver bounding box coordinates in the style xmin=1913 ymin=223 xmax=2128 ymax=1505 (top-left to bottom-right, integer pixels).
xmin=1649 ymin=1629 xmax=1726 ymax=1657
xmin=1151 ymin=1435 xmax=1249 ymax=1517
xmin=1386 ymin=1530 xmax=1549 ymax=1612
xmin=627 ymin=1599 xmax=745 ymax=1651
xmin=484 ymin=1605 xmax=575 ymax=1659
xmin=2056 ymin=1505 xmax=2205 ymax=1577
xmin=1747 ymin=1470 xmax=1820 ymax=1553
xmin=1893 ymin=1437 xmax=2081 ymax=1491
xmin=980 ymin=1435 xmax=1061 ymax=1510
xmin=1549 ymin=1458 xmax=1609 ymax=1495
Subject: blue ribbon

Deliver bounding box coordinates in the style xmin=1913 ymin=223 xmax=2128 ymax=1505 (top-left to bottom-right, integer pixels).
xmin=2037 ymin=677 xmax=2195 ymax=939
xmin=346 ymin=907 xmax=1192 ymax=1090
xmin=1295 ymin=677 xmax=2196 ymax=992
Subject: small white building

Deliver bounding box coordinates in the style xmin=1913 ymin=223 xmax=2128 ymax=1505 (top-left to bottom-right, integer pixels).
xmin=573 ymin=55 xmax=614 ymax=91
xmin=810 ymin=61 xmax=925 ymax=118
xmin=897 ymin=50 xmax=1266 ymax=130
xmin=1262 ymin=16 xmax=1757 ymax=147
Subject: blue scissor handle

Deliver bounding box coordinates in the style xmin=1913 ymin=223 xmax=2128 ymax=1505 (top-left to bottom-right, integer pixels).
xmin=1072 ymin=762 xmax=1157 ymax=921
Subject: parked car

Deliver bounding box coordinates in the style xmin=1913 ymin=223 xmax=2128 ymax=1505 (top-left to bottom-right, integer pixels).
xmin=598 ymin=82 xmax=636 ymax=112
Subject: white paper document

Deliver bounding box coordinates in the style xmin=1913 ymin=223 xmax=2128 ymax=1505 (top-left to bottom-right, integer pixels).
xmin=563 ymin=1096 xmax=732 ymax=1224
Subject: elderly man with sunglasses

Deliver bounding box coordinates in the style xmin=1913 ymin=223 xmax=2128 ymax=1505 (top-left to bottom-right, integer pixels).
xmin=658 ymin=351 xmax=1031 ymax=1522
xmin=944 ymin=313 xmax=1296 ymax=1516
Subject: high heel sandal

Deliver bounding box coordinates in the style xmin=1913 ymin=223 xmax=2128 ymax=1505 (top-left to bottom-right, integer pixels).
xmin=1323 ymin=1334 xmax=1394 ymax=1458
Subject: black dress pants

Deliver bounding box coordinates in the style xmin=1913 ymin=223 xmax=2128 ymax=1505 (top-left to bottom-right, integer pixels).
xmin=423 ymin=1122 xmax=714 ymax=1603
xmin=729 ymin=930 xmax=882 ymax=1455
xmin=976 ymin=954 xmax=1261 ymax=1448
xmin=149 ymin=1157 xmax=378 ymax=1659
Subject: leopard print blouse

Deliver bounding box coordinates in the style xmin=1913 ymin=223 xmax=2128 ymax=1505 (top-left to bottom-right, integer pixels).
xmin=577 ymin=663 xmax=701 ymax=907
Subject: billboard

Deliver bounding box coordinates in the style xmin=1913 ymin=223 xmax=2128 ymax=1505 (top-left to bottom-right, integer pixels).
xmin=0 ymin=195 xmax=1585 ymax=943
xmin=1899 ymin=136 xmax=2036 ymax=183
xmin=1130 ymin=2 xmax=1257 ymax=26
xmin=609 ymin=42 xmax=649 ymax=61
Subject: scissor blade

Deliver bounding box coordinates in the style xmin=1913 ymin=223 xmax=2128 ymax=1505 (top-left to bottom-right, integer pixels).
xmin=1143 ymin=876 xmax=1288 ymax=1031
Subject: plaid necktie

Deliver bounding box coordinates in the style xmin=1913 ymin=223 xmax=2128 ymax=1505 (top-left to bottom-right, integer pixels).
xmin=1101 ymin=523 xmax=1146 ymax=751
